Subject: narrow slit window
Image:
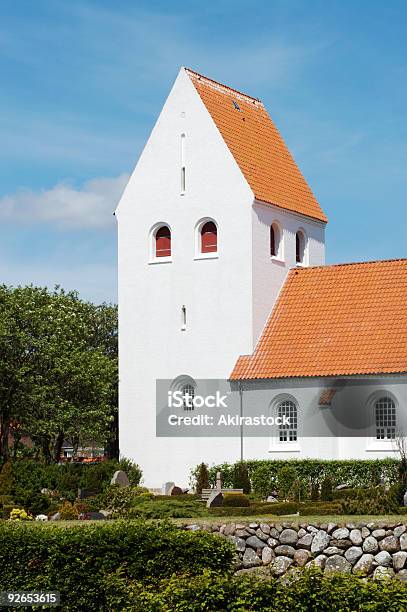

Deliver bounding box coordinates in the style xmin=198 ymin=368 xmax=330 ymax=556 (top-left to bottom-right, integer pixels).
xmin=181 ymin=134 xmax=186 ymax=193
xmin=181 ymin=305 xmax=186 ymax=330
xmin=270 ymin=225 xmax=276 ymax=256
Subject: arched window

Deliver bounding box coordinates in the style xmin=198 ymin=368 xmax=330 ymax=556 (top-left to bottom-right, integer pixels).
xmin=155 ymin=226 xmax=171 ymax=258
xmin=201 ymin=221 xmax=217 ymax=253
xmin=277 ymin=399 xmax=297 ymax=442
xmin=270 ymin=222 xmax=282 ymax=258
xmin=375 ymin=396 xmax=396 ymax=440
xmin=296 ymin=230 xmax=305 ymax=264
xmin=182 ymin=384 xmax=195 ymax=411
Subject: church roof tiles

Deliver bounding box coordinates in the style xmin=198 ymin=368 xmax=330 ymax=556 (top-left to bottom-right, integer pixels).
xmin=186 ymin=68 xmax=327 ymax=224
xmin=231 ymin=259 xmax=407 ymax=380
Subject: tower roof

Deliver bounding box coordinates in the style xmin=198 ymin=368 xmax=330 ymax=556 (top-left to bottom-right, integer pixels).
xmin=186 ymin=68 xmax=327 ymax=224
xmin=231 ymin=259 xmax=407 ymax=380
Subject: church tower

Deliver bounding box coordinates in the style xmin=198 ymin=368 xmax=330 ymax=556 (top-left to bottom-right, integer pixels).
xmin=116 ymin=68 xmax=327 ymax=485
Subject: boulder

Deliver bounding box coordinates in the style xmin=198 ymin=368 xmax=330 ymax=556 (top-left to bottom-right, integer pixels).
xmin=349 ymin=529 xmax=363 ymax=546
xmin=330 ymin=539 xmax=352 ymax=550
xmin=361 ymin=527 xmax=370 ymax=539
xmin=270 ymin=556 xmax=293 ymax=576
xmin=246 ymin=535 xmax=267 ymax=550
xmin=206 ymin=491 xmax=223 ymax=508
xmin=324 ymin=547 xmax=344 ymax=556
xmin=266 ymin=537 xmax=279 ymax=548
xmin=311 ymin=530 xmax=330 ymax=554
xmin=232 ymin=536 xmax=246 ymax=553
xmin=223 ymin=523 xmax=236 ymax=537
xmin=35 ymin=514 xmax=48 ymax=521
xmin=324 ymin=555 xmax=352 ymax=574
xmin=344 ymin=546 xmax=363 ymax=564
xmin=274 ymin=545 xmax=296 ymax=558
xmin=261 ymin=546 xmax=275 ymax=565
xmin=379 ymin=535 xmax=400 ymax=554
xmin=352 ymin=553 xmax=374 ymax=576
xmin=371 ymin=529 xmax=386 ymax=540
xmin=297 ymin=528 xmax=307 ymax=538
xmin=392 ymin=551 xmax=407 ymax=571
xmin=186 ymin=524 xmax=200 ymax=532
xmin=243 ymin=548 xmax=262 ymax=568
xmin=394 ymin=525 xmax=406 ymax=538
xmin=396 ymin=569 xmax=407 ymax=581
xmin=111 ymin=471 xmax=130 ymax=488
xmin=403 ymin=490 xmax=407 ymax=507
xmin=255 ymin=528 xmax=269 ymax=542
xmin=266 ymin=496 xmax=278 ymax=503
xmin=327 ymin=523 xmax=337 ymax=534
xmin=307 ymin=554 xmax=327 ymax=569
xmin=50 ymin=512 xmax=60 ymax=521
xmin=332 ymin=528 xmax=350 ymax=540
xmin=362 ymin=536 xmax=379 ymax=554
xmin=279 ymin=528 xmax=298 ymax=545
xmin=297 ymin=534 xmax=313 ymax=550
xmin=259 ymin=523 xmax=270 ymax=535
xmin=373 ymin=566 xmax=395 ymax=580
xmin=400 ymin=533 xmax=407 ymax=551
xmin=294 ymin=549 xmax=312 ymax=567
xmin=374 ymin=551 xmax=392 ymax=567
xmin=269 ymin=528 xmax=280 ymax=539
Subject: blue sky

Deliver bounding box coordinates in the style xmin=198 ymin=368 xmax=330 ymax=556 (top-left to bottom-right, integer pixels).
xmin=1 ymin=0 xmax=406 ymax=303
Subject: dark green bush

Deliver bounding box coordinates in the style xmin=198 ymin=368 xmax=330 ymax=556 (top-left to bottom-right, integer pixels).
xmin=117 ymin=457 xmax=142 ymax=486
xmin=232 ymin=461 xmax=251 ymax=494
xmin=103 ymin=568 xmax=407 ymax=611
xmin=15 ymin=489 xmax=51 ymax=516
xmin=276 ymin=465 xmax=297 ymax=500
xmin=223 ymin=493 xmax=250 ymax=507
xmin=341 ymin=486 xmax=400 ymax=515
xmin=128 ymin=498 xmax=207 ymax=519
xmin=0 ymin=521 xmax=234 ymax=611
xmin=0 ymin=461 xmax=14 ymax=494
xmin=300 ymin=503 xmax=342 ymax=516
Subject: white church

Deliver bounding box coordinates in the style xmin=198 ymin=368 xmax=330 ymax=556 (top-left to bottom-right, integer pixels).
xmin=116 ymin=67 xmax=407 ymax=486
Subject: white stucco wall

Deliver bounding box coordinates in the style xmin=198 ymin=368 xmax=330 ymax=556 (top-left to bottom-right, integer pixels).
xmin=251 ymin=202 xmax=326 ymax=343
xmin=117 ymin=68 xmax=255 ymax=485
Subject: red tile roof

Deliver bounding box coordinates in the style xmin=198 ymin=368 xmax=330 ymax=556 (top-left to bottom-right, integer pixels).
xmin=231 ymin=259 xmax=407 ymax=380
xmin=186 ymin=68 xmax=327 ymax=224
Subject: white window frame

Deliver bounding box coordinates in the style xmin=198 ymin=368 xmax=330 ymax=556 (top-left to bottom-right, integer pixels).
xmin=269 ymin=394 xmax=301 ymax=453
xmin=148 ymin=222 xmax=173 ymax=264
xmin=194 ymin=217 xmax=219 ymax=260
xmin=365 ymin=391 xmax=398 ymax=452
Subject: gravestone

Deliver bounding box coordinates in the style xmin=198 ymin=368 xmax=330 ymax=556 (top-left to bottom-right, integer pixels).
xmin=171 ymin=486 xmax=183 ymax=495
xmin=110 ymin=470 xmax=130 ymax=488
xmin=206 ymin=490 xmax=223 ymax=508
xmin=216 ymin=471 xmax=222 ymax=491
xmin=162 ymin=481 xmax=175 ymax=495
xmin=403 ymin=490 xmax=407 ymax=507
xmin=78 ymin=488 xmax=99 ymax=499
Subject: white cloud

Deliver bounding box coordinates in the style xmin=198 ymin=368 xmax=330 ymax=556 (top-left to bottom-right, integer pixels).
xmin=0 ymin=174 xmax=129 ymax=229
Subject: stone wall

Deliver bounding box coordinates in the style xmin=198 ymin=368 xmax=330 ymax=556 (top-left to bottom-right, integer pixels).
xmin=183 ymin=521 xmax=407 ymax=580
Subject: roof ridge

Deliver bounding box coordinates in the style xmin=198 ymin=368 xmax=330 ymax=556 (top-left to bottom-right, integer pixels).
xmin=290 ymin=257 xmax=407 ymax=273
xmin=185 ymin=67 xmax=262 ymax=105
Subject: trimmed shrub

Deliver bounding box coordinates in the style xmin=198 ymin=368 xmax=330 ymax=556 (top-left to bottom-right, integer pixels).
xmin=58 ymin=501 xmax=79 ymax=520
xmin=223 ymin=493 xmax=250 ymax=507
xmin=193 ymin=462 xmax=210 ymax=494
xmin=277 ymin=465 xmax=297 ymax=500
xmin=232 ymin=461 xmax=251 ymax=494
xmin=320 ymin=476 xmax=333 ymax=501
xmin=341 ymin=486 xmax=399 ymax=515
xmin=0 ymin=521 xmax=234 ymax=611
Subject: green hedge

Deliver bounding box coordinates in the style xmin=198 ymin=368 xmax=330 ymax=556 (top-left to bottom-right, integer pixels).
xmin=104 ymin=568 xmax=407 ymax=610
xmin=204 ymin=459 xmax=400 ymax=498
xmin=0 ymin=522 xmax=234 ymax=611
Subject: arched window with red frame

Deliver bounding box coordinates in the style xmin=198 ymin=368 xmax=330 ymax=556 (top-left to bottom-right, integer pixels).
xmin=201 ymin=221 xmax=217 ymax=253
xmin=155 ymin=225 xmax=171 ymax=258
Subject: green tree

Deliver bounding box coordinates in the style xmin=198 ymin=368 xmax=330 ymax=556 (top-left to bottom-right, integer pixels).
xmin=0 ymin=285 xmax=117 ymax=463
